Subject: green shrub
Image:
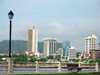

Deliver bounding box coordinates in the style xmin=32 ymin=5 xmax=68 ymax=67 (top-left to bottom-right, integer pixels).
xmin=0 ymin=59 xmax=4 ymax=61
xmin=64 ymin=60 xmax=68 ymax=62
xmin=14 ymin=58 xmax=28 ymax=62
xmin=29 ymin=58 xmax=37 ymax=62
xmin=89 ymin=60 xmax=95 ymax=63
xmin=40 ymin=58 xmax=47 ymax=62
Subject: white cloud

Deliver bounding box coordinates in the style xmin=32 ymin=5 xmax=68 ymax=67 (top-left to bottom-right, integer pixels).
xmin=48 ymin=22 xmax=81 ymax=39
xmin=49 ymin=22 xmax=68 ymax=35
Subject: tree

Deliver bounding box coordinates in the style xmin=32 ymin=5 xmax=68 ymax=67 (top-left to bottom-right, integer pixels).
xmin=72 ymin=59 xmax=80 ymax=63
xmin=47 ymin=55 xmax=53 ymax=59
xmin=55 ymin=55 xmax=61 ymax=61
xmin=76 ymin=54 xmax=79 ymax=58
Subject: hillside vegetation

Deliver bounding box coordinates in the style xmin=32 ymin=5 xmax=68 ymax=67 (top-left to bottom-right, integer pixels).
xmin=0 ymin=40 xmax=62 ymax=54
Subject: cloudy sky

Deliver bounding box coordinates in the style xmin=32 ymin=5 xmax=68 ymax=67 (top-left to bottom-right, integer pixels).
xmin=0 ymin=0 xmax=100 ymax=52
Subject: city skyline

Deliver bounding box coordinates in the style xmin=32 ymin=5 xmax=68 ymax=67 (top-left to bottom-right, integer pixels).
xmin=0 ymin=0 xmax=100 ymax=52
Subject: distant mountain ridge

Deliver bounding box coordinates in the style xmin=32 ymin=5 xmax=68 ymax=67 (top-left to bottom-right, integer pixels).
xmin=0 ymin=40 xmax=62 ymax=54
xmin=0 ymin=40 xmax=81 ymax=54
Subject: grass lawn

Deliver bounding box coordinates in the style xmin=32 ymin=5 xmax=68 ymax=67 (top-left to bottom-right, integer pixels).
xmin=10 ymin=72 xmax=100 ymax=75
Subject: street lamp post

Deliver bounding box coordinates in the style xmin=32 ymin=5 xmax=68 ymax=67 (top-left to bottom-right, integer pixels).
xmin=5 ymin=11 xmax=14 ymax=73
xmin=8 ymin=11 xmax=14 ymax=58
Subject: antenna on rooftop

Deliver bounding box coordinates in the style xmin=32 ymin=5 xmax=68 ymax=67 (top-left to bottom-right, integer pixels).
xmin=52 ymin=33 xmax=54 ymax=38
xmin=31 ymin=26 xmax=35 ymax=29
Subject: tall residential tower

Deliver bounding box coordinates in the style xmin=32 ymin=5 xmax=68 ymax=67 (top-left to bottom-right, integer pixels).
xmin=43 ymin=38 xmax=57 ymax=58
xmin=27 ymin=26 xmax=38 ymax=54
xmin=85 ymin=35 xmax=97 ymax=53
xmin=62 ymin=41 xmax=70 ymax=56
xmin=62 ymin=41 xmax=70 ymax=49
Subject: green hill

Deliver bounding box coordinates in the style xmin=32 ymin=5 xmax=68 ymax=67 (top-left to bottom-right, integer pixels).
xmin=0 ymin=40 xmax=62 ymax=54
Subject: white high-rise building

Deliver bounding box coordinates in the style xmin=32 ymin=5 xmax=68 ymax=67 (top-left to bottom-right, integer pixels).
xmin=27 ymin=26 xmax=38 ymax=54
xmin=85 ymin=35 xmax=97 ymax=53
xmin=68 ymin=47 xmax=76 ymax=59
xmin=43 ymin=38 xmax=57 ymax=58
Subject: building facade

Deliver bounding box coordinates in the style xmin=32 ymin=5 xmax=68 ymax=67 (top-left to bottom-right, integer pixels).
xmin=50 ymin=52 xmax=61 ymax=59
xmin=89 ymin=50 xmax=100 ymax=60
xmin=85 ymin=35 xmax=97 ymax=53
xmin=62 ymin=41 xmax=70 ymax=49
xmin=43 ymin=38 xmax=57 ymax=58
xmin=27 ymin=26 xmax=38 ymax=54
xmin=58 ymin=48 xmax=63 ymax=56
xmin=63 ymin=47 xmax=69 ymax=56
xmin=98 ymin=43 xmax=100 ymax=50
xmin=68 ymin=47 xmax=76 ymax=59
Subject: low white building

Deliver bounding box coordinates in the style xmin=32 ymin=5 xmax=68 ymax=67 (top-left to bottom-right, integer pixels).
xmin=50 ymin=52 xmax=61 ymax=58
xmin=25 ymin=51 xmax=40 ymax=58
xmin=68 ymin=47 xmax=76 ymax=60
xmin=34 ymin=52 xmax=40 ymax=58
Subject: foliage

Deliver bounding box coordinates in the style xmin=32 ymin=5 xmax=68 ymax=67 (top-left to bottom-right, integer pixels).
xmin=55 ymin=55 xmax=61 ymax=61
xmin=0 ymin=54 xmax=28 ymax=59
xmin=13 ymin=58 xmax=47 ymax=62
xmin=72 ymin=59 xmax=80 ymax=63
xmin=29 ymin=58 xmax=37 ymax=62
xmin=47 ymin=59 xmax=59 ymax=62
xmin=14 ymin=58 xmax=28 ymax=62
xmin=81 ymin=56 xmax=84 ymax=59
xmin=80 ymin=59 xmax=90 ymax=63
xmin=0 ymin=59 xmax=4 ymax=61
xmin=0 ymin=40 xmax=62 ymax=54
xmin=11 ymin=54 xmax=26 ymax=58
xmin=39 ymin=58 xmax=47 ymax=62
xmin=47 ymin=55 xmax=53 ymax=59
xmin=0 ymin=55 xmax=8 ymax=59
xmin=89 ymin=60 xmax=96 ymax=63
xmin=76 ymin=52 xmax=81 ymax=58
xmin=81 ymin=59 xmax=86 ymax=62
xmin=0 ymin=40 xmax=27 ymax=54
xmin=69 ymin=60 xmax=73 ymax=62
xmin=62 ymin=60 xmax=68 ymax=62
xmin=76 ymin=54 xmax=79 ymax=58
xmin=96 ymin=60 xmax=100 ymax=63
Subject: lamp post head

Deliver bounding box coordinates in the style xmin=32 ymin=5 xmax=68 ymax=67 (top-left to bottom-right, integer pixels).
xmin=8 ymin=11 xmax=14 ymax=19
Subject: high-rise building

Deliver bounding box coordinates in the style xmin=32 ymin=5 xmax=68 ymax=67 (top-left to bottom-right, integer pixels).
xmin=89 ymin=50 xmax=100 ymax=60
xmin=62 ymin=41 xmax=70 ymax=49
xmin=68 ymin=47 xmax=76 ymax=59
xmin=63 ymin=47 xmax=69 ymax=56
xmin=43 ymin=38 xmax=57 ymax=58
xmin=85 ymin=35 xmax=97 ymax=53
xmin=62 ymin=41 xmax=70 ymax=57
xmin=27 ymin=26 xmax=38 ymax=54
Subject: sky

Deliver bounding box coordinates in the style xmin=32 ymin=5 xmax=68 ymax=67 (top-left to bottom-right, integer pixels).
xmin=0 ymin=0 xmax=100 ymax=52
